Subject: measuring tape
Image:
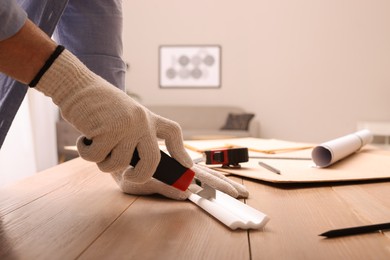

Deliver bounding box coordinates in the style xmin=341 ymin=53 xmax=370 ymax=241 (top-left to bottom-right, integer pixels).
xmin=204 ymin=147 xmax=249 ymax=168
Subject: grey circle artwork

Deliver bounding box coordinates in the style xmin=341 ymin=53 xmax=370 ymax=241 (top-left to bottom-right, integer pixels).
xmin=191 ymin=68 xmax=202 ymax=79
xmin=161 ymin=46 xmax=220 ymax=87
xmin=166 ymin=68 xmax=176 ymax=79
xmin=178 ymin=55 xmax=190 ymax=66
xmin=203 ymin=55 xmax=215 ymax=66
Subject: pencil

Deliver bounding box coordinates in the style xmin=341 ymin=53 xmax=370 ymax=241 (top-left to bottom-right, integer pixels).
xmin=319 ymin=222 xmax=390 ymax=238
xmin=258 ymin=161 xmax=281 ymax=174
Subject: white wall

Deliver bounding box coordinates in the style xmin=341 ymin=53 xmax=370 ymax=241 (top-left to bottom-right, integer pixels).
xmin=122 ymin=0 xmax=390 ymax=143
xmin=0 ymin=90 xmax=58 ymax=187
xmin=4 ymin=0 xmax=389 ymax=185
xmin=0 ymin=96 xmax=36 ymax=186
xmin=28 ymin=90 xmax=59 ymax=171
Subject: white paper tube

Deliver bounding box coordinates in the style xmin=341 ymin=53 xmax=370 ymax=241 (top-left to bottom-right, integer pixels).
xmin=311 ymin=129 xmax=373 ymax=167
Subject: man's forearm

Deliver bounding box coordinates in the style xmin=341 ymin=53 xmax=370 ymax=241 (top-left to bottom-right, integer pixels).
xmin=0 ymin=19 xmax=57 ymax=84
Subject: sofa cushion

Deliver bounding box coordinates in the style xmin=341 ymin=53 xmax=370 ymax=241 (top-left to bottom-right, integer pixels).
xmin=182 ymin=129 xmax=251 ymax=140
xmin=146 ymin=105 xmax=258 ymax=140
xmin=221 ymin=113 xmax=255 ymax=131
xmin=147 ymin=105 xmax=247 ymax=130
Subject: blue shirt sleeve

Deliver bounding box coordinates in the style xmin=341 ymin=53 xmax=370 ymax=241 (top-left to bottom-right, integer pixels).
xmin=54 ymin=0 xmax=126 ymax=91
xmin=0 ymin=0 xmax=27 ymax=40
xmin=0 ymin=0 xmax=67 ymax=148
xmin=0 ymin=0 xmax=125 ymax=148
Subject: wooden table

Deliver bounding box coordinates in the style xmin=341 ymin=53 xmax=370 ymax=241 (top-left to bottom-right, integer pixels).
xmin=1 ymin=158 xmax=390 ymax=259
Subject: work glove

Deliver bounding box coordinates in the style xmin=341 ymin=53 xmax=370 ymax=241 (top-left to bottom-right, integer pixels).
xmin=34 ymin=46 xmax=193 ymax=183
xmin=111 ymin=163 xmax=249 ymax=200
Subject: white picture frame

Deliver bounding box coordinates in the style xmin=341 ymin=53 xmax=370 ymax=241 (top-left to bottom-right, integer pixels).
xmin=159 ymin=45 xmax=221 ymax=88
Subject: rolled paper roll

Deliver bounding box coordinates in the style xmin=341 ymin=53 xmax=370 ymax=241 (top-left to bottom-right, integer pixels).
xmin=311 ymin=129 xmax=373 ymax=167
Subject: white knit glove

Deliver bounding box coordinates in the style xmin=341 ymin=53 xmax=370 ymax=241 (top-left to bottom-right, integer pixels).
xmin=111 ymin=164 xmax=249 ymax=200
xmin=35 ymin=48 xmax=193 ymax=183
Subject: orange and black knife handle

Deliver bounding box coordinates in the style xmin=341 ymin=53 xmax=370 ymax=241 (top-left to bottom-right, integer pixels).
xmin=83 ymin=138 xmax=194 ymax=191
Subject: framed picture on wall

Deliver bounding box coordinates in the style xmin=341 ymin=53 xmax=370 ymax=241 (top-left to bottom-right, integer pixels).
xmin=159 ymin=45 xmax=221 ymax=88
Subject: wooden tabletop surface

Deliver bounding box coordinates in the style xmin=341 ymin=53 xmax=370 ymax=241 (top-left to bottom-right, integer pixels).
xmin=1 ymin=157 xmax=390 ymax=260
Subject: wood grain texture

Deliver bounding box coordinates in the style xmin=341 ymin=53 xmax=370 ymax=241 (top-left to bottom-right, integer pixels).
xmin=245 ymin=180 xmax=390 ymax=259
xmin=79 ymin=196 xmax=249 ymax=260
xmin=0 ymin=158 xmax=136 ymax=259
xmin=0 ymin=158 xmax=95 ymax=216
xmin=1 ymin=156 xmax=390 ymax=259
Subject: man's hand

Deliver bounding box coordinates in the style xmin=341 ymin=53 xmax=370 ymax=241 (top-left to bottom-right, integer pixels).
xmin=111 ymin=164 xmax=249 ymax=200
xmin=30 ymin=46 xmax=249 ymax=199
xmin=35 ymin=48 xmax=193 ymax=183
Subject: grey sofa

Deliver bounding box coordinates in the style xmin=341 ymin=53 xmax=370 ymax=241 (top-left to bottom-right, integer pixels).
xmin=56 ymin=105 xmax=258 ymax=162
xmin=146 ymin=105 xmax=259 ymax=140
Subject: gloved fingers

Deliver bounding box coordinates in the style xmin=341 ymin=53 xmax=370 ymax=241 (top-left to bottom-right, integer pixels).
xmin=121 ymin=138 xmax=161 ymax=183
xmin=155 ymin=115 xmax=193 ymax=168
xmin=77 ymin=135 xmax=136 ymax=172
xmin=110 ymin=171 xmax=156 ymax=195
xmin=77 ymin=135 xmax=117 ymax=164
xmin=147 ymin=179 xmax=190 ymax=200
xmin=192 ymin=165 xmax=239 ymax=198
xmin=110 ymin=170 xmax=123 ymax=184
xmin=110 ymin=172 xmax=189 ymax=200
xmin=96 ymin=141 xmax=137 ymax=172
xmin=193 ymin=164 xmax=249 ymax=198
xmin=167 ymin=144 xmax=194 ymax=169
